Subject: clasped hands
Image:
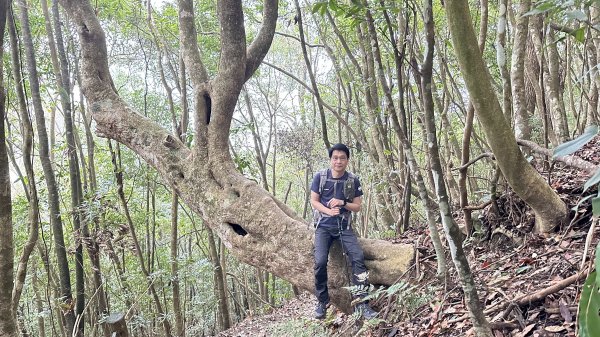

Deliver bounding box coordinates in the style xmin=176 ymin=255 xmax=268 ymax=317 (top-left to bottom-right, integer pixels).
xmin=325 ymin=198 xmax=345 ymax=216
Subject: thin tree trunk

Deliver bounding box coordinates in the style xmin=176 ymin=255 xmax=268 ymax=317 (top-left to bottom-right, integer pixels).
xmin=445 ymin=0 xmax=568 ymax=233
xmin=294 ymin=0 xmax=330 ymax=149
xmin=512 ymin=0 xmax=532 ymax=140
xmin=48 ymin=0 xmax=86 ymax=333
xmin=14 ymin=0 xmax=77 ymax=334
xmin=0 ymin=0 xmax=17 ymax=333
xmin=422 ymin=1 xmax=492 ymax=335
xmin=207 ymin=229 xmax=231 ymax=331
xmin=545 ymin=29 xmax=569 ymax=142
xmin=496 ymin=0 xmax=512 ymax=121
xmin=7 ymin=9 xmax=40 ymax=315
xmin=109 ymin=142 xmax=173 ymax=337
xmin=33 ymin=265 xmax=47 ymax=337
xmin=147 ymin=7 xmax=186 ymax=333
xmin=170 ymin=194 xmax=184 ymax=337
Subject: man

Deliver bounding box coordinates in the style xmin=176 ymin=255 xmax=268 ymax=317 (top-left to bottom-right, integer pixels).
xmin=310 ymin=143 xmax=378 ymax=320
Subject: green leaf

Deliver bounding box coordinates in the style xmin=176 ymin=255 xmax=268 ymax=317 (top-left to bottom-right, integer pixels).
xmin=523 ymin=8 xmax=545 ymax=16
xmin=565 ymin=9 xmax=587 ymax=21
xmin=516 ymin=265 xmax=532 ymax=274
xmin=311 ymin=2 xmax=327 ymax=15
xmin=579 ymin=271 xmax=600 ymax=337
xmin=595 ymin=243 xmax=600 ymax=286
xmin=574 ymin=27 xmax=586 ymax=43
xmin=572 ymin=194 xmax=596 ymax=212
xmin=592 ymin=196 xmax=600 ymax=217
xmin=553 ymin=125 xmax=599 ymax=158
xmin=584 ymin=169 xmax=600 ymax=193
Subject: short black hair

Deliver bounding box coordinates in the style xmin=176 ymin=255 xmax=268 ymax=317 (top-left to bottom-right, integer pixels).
xmin=328 ymin=143 xmax=350 ymax=158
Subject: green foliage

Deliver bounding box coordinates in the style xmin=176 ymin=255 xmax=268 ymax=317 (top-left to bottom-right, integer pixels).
xmin=552 ymin=125 xmax=598 ymax=158
xmin=525 ymin=0 xmax=593 ymax=43
xmin=268 ymin=318 xmax=328 ymax=337
xmin=584 ymin=169 xmax=600 ymax=194
xmin=310 ymin=0 xmax=372 ymax=28
xmin=552 ymin=125 xmax=600 ymax=215
xmin=578 ymin=242 xmax=600 ymax=337
xmin=345 ymin=281 xmax=434 ymax=321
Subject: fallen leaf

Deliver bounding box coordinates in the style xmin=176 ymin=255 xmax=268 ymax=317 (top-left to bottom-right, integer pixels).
xmin=544 ymin=325 xmax=565 ymax=333
xmin=559 ymin=300 xmax=572 ymax=323
xmin=516 ymin=323 xmax=535 ymax=337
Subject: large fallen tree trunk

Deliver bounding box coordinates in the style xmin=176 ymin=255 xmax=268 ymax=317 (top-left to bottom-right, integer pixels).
xmin=59 ymin=0 xmax=414 ymax=312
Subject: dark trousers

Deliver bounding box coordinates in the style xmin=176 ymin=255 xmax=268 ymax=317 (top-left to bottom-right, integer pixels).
xmin=314 ymin=224 xmax=368 ymax=304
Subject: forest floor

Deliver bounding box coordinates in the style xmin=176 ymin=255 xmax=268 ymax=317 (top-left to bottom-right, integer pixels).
xmin=217 ymin=137 xmax=600 ymax=337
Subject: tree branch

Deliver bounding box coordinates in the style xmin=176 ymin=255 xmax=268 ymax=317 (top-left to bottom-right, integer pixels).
xmin=177 ymin=0 xmax=209 ymax=155
xmin=177 ymin=0 xmax=208 ymax=84
xmin=274 ymin=31 xmax=324 ymax=48
xmin=263 ymin=61 xmax=365 ymax=146
xmin=453 ymin=152 xmax=494 ymax=171
xmin=245 ymin=0 xmax=278 ymax=81
xmin=59 ymin=0 xmax=190 ymax=183
xmin=517 ymin=139 xmax=599 ymax=175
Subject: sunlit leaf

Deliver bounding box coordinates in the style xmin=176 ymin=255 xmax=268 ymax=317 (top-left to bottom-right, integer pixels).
xmin=311 ymin=2 xmax=327 ymax=15
xmin=595 ymin=243 xmax=600 ymax=288
xmin=592 ymin=196 xmax=600 ymax=217
xmin=584 ymin=169 xmax=600 ymax=193
xmin=572 ymin=194 xmax=596 ymax=212
xmin=578 ymin=271 xmax=600 ymax=337
xmin=552 ymin=125 xmax=598 ymax=158
xmin=574 ymin=27 xmax=586 ymax=43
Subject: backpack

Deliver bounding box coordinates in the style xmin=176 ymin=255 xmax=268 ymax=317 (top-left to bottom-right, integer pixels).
xmin=313 ymin=169 xmax=357 ymax=228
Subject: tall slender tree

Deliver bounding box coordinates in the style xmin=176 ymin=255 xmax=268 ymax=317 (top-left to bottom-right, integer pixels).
xmin=15 ymin=0 xmax=77 ymax=334
xmin=444 ymin=0 xmax=568 ymax=233
xmin=0 ymin=0 xmax=18 ymax=334
xmin=7 ymin=8 xmax=40 ymax=316
xmin=421 ymin=0 xmax=491 ymax=335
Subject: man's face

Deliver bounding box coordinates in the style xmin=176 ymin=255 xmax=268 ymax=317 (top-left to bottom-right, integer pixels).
xmin=330 ymin=150 xmax=348 ymax=174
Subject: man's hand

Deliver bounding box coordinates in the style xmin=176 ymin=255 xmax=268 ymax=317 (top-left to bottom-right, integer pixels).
xmin=327 ymin=206 xmax=341 ymax=217
xmin=327 ymin=198 xmax=345 ymax=209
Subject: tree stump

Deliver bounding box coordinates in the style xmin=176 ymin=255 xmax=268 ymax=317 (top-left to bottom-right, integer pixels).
xmin=106 ymin=313 xmax=128 ymax=337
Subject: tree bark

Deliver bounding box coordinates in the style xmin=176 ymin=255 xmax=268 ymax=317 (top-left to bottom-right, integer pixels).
xmin=511 ymin=0 xmax=532 ymax=140
xmin=207 ymin=229 xmax=231 ymax=331
xmin=7 ymin=9 xmax=40 ymax=316
xmin=545 ymin=29 xmax=569 ymax=142
xmin=496 ymin=0 xmax=512 ymax=121
xmin=49 ymin=1 xmax=86 ymax=333
xmin=444 ymin=0 xmax=568 ymax=233
xmin=0 ymin=0 xmax=18 ymax=334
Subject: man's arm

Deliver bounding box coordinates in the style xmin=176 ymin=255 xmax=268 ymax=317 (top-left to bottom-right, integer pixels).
xmin=326 ymin=196 xmax=361 ymax=213
xmin=311 ymin=191 xmax=339 ymax=217
xmin=342 ymin=196 xmax=361 ymax=212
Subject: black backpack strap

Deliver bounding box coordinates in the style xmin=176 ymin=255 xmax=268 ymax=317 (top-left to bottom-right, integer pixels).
xmin=318 ymin=168 xmax=328 ymax=195
xmin=344 ymin=172 xmax=356 ymax=201
xmin=313 ymin=169 xmax=329 ymax=228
